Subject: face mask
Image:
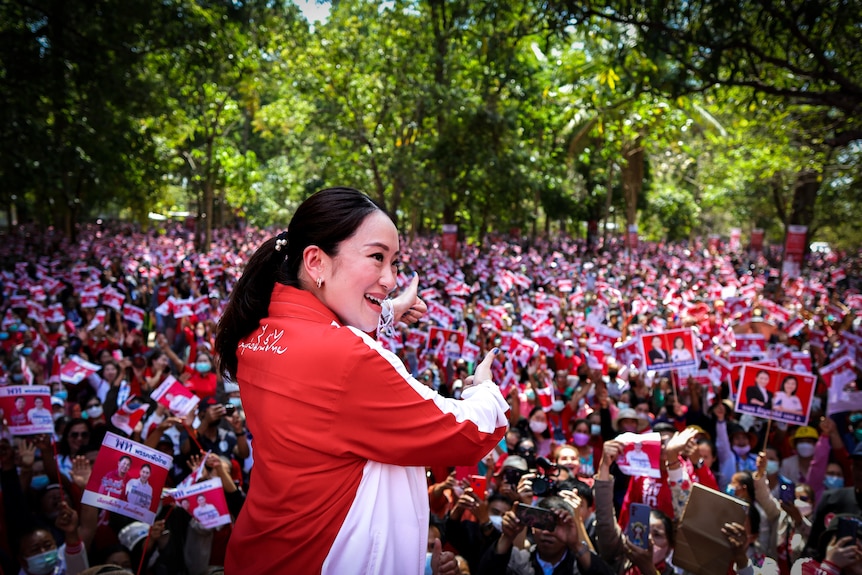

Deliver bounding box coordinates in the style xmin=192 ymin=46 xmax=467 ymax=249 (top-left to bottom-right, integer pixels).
xmin=795 ymin=442 xmax=815 ymax=458
xmin=25 ymin=548 xmax=59 ymax=575
xmin=766 ymin=460 xmax=780 ymax=475
xmin=22 ymin=347 xmax=32 ymax=356
xmin=850 ymin=413 xmax=862 ymax=425
xmin=725 ymin=485 xmax=737 ymax=497
xmin=572 ymin=432 xmax=590 ymax=447
xmin=0 ymin=332 xmax=7 ymax=340
xmin=529 ymin=420 xmax=548 ymax=434
xmin=228 ymin=397 xmax=242 ymax=409
xmin=732 ymin=445 xmax=751 ymax=457
xmin=617 ymin=402 xmax=630 ymax=411
xmin=590 ymin=424 xmax=601 ymax=436
xmin=8 ymin=324 xmax=18 ymax=333
xmin=489 ymin=515 xmax=504 ymax=531
xmin=54 ymin=390 xmax=68 ymax=400
xmin=794 ymin=499 xmax=812 ymax=516
xmin=30 ymin=474 xmax=50 ymax=491
xmin=11 ymin=374 xmax=23 ymax=383
xmin=86 ymin=405 xmax=103 ymax=419
xmin=824 ymin=476 xmax=844 ymax=490
xmin=195 ymin=362 xmax=212 ymax=374
xmin=564 ymin=349 xmax=574 ymax=358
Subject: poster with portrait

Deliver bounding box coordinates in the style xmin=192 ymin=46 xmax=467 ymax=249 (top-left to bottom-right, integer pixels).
xmin=614 ymin=432 xmax=663 ymax=478
xmin=110 ymin=395 xmax=151 ymax=436
xmin=172 ymin=478 xmax=231 ymax=529
xmin=821 ymin=356 xmax=861 ymax=415
xmin=734 ymin=334 xmax=767 ymax=354
xmin=734 ymin=364 xmax=816 ymax=425
xmin=639 ymin=328 xmax=698 ymax=372
xmin=0 ymin=385 xmax=54 ymax=435
xmin=150 ymin=376 xmax=200 ymax=418
xmin=671 ymin=369 xmax=714 ymax=391
xmin=428 ymin=327 xmax=465 ymax=363
xmin=82 ymin=432 xmax=172 ymax=524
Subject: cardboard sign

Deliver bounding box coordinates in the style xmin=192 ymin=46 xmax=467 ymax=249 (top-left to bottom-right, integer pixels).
xmin=82 ymin=432 xmax=172 ymax=524
xmin=0 ymin=385 xmax=54 ymax=435
xmin=734 ymin=364 xmax=816 ymax=425
xmin=172 ymin=478 xmax=231 ymax=529
xmin=428 ymin=327 xmax=465 ymax=362
xmin=639 ymin=328 xmax=698 ymax=372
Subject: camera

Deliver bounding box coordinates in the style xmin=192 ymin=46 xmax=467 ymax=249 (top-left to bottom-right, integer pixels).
xmin=503 ymin=467 xmax=526 ymax=486
xmin=531 ymin=456 xmax=560 ymax=497
xmin=223 ymin=403 xmax=236 ymax=416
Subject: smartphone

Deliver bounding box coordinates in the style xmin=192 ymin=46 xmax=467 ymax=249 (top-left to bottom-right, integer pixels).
xmin=626 ymin=503 xmax=651 ymax=549
xmin=515 ymin=503 xmax=557 ymax=532
xmin=779 ymin=481 xmax=796 ymax=505
xmin=469 ymin=475 xmax=488 ymax=499
xmin=837 ymin=517 xmax=861 ymax=545
xmin=223 ymin=403 xmax=236 ymax=416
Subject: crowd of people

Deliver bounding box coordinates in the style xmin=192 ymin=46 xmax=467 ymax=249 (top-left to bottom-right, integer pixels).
xmin=0 ymin=209 xmax=860 ymax=575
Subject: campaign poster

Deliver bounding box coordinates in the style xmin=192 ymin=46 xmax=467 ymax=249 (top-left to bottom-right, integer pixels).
xmin=0 ymin=385 xmax=54 ymax=435
xmin=639 ymin=328 xmax=698 ymax=372
xmin=821 ymin=356 xmax=862 ymax=415
xmin=729 ymin=228 xmax=741 ymax=251
xmin=627 ymin=225 xmax=639 ymax=250
xmin=428 ymin=327 xmax=465 ymax=363
xmin=750 ymin=228 xmax=765 ymax=252
xmin=671 ymin=369 xmax=714 ymax=391
xmin=734 ymin=364 xmax=816 ymax=426
xmin=150 ymin=376 xmax=200 ymax=418
xmin=441 ymin=224 xmax=459 ymax=260
xmin=60 ymin=356 xmax=102 ymax=385
xmin=110 ymin=396 xmax=151 ymax=436
xmin=172 ymin=478 xmax=231 ymax=529
xmin=782 ymin=225 xmax=808 ymax=279
xmin=82 ymin=432 xmax=172 ymax=524
xmin=781 ymin=352 xmax=812 ymax=374
xmin=734 ymin=333 xmax=767 ymax=354
xmin=614 ymin=432 xmax=663 ymax=478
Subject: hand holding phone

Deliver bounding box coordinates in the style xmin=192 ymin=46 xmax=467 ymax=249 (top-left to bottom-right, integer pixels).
xmin=469 ymin=475 xmax=488 ymax=499
xmin=837 ymin=517 xmax=861 ymax=546
xmin=514 ymin=503 xmax=557 ymax=532
xmin=779 ymin=481 xmax=796 ymax=505
xmin=626 ymin=503 xmax=651 ymax=549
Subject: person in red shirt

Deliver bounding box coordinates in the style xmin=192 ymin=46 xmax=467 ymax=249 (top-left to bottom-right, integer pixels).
xmin=98 ymin=455 xmax=132 ymax=499
xmin=215 ymin=187 xmax=509 ymax=575
xmin=158 ymin=334 xmax=217 ymax=399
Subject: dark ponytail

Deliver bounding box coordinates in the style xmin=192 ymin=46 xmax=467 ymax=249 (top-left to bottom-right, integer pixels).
xmin=215 ymin=187 xmax=390 ymax=379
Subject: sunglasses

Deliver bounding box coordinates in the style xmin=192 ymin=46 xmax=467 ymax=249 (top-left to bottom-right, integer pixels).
xmin=69 ymin=432 xmax=90 ymax=439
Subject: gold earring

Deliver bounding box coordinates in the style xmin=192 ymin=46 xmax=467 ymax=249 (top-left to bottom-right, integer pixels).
xmin=316 ymin=277 xmax=323 ymax=289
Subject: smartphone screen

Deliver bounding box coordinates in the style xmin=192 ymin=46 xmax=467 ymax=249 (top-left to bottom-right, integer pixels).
xmin=515 ymin=503 xmax=557 ymax=532
xmin=469 ymin=475 xmax=488 ymax=499
xmin=837 ymin=517 xmax=861 ymax=544
xmin=626 ymin=503 xmax=652 ymax=549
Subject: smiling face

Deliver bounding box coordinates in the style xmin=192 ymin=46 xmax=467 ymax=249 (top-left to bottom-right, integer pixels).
xmin=756 ymin=371 xmax=770 ymax=387
xmin=315 ymin=211 xmax=400 ymax=332
xmin=783 ymin=377 xmax=798 ymax=395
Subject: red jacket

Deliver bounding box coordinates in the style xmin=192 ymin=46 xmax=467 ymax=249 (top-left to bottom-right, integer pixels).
xmin=225 ymin=286 xmax=509 ymax=574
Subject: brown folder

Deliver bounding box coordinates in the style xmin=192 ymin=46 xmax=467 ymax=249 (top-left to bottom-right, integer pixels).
xmin=672 ymin=483 xmax=749 ymax=575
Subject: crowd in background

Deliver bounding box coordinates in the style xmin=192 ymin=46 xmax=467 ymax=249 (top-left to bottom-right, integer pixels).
xmin=0 ymin=220 xmax=860 ymax=575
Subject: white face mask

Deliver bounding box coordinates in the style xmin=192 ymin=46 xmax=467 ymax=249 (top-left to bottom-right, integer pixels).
xmin=489 ymin=515 xmax=504 ymax=531
xmin=795 ymin=442 xmax=815 ymax=458
xmin=86 ymin=405 xmax=103 ymax=419
xmin=529 ymin=420 xmax=548 ymax=434
xmin=766 ymin=460 xmax=780 ymax=475
xmin=794 ymin=498 xmax=812 ymax=516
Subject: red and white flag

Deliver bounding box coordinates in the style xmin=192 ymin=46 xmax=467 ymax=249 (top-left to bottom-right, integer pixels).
xmin=60 ymin=356 xmax=102 ymax=384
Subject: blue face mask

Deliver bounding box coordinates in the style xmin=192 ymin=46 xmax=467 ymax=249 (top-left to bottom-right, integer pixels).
xmin=228 ymin=397 xmax=242 ymax=409
xmin=195 ymin=362 xmax=212 ymax=374
xmin=8 ymin=324 xmax=18 ymax=333
xmin=850 ymin=413 xmax=862 ymax=424
xmin=590 ymin=424 xmax=602 ymax=436
xmin=30 ymin=474 xmax=50 ymax=491
xmin=21 ymin=347 xmax=32 ymax=356
xmin=0 ymin=332 xmax=8 ymax=340
xmin=618 ymin=402 xmax=630 ymax=411
xmin=824 ymin=476 xmax=844 ymax=490
xmin=54 ymin=390 xmax=68 ymax=401
xmin=25 ymin=548 xmax=59 ymax=575
xmin=725 ymin=485 xmax=737 ymax=497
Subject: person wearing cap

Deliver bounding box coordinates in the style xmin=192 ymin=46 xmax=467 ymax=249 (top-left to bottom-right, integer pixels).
xmin=780 ymin=426 xmax=822 ymax=485
xmin=805 ymin=443 xmax=862 ymax=558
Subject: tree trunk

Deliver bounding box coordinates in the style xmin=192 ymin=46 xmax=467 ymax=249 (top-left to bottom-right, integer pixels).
xmin=789 ymin=169 xmax=819 ymax=228
xmin=621 ymin=139 xmax=644 ymax=229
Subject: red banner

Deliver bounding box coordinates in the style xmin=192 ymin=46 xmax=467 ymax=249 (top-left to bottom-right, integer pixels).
xmin=750 ymin=228 xmax=764 ymax=252
xmin=782 ymin=225 xmax=808 ymax=279
xmin=441 ymin=224 xmax=459 ymax=260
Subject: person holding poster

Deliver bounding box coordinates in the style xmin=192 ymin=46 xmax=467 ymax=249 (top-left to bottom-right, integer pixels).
xmin=773 ymin=375 xmax=804 ymax=416
xmin=215 ymin=188 xmax=508 ymax=574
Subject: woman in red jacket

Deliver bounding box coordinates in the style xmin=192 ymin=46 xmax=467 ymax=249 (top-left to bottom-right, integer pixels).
xmin=216 ymin=187 xmax=510 ymax=575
